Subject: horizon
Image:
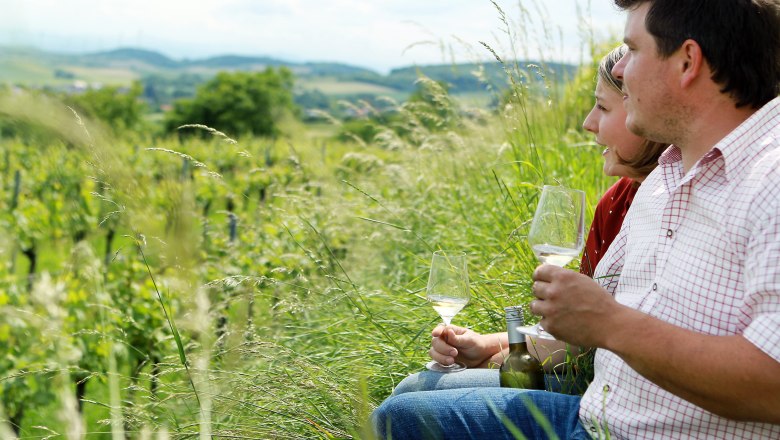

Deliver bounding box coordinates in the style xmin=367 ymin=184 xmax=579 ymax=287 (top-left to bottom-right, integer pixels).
xmin=2 ymin=43 xmax=586 ymax=74
xmin=1 ymin=0 xmax=626 ymax=74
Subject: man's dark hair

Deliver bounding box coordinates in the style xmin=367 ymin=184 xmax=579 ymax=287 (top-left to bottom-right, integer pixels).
xmin=615 ymin=0 xmax=780 ymax=108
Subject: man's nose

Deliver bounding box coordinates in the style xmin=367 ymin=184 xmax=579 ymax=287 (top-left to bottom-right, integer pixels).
xmin=612 ymin=53 xmax=627 ymax=81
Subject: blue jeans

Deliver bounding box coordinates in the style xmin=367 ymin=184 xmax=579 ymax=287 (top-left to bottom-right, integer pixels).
xmin=391 ymin=368 xmax=584 ymax=395
xmin=372 ymin=369 xmax=590 ymax=439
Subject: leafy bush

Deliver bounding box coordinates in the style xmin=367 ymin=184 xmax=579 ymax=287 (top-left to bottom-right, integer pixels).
xmin=164 ymin=68 xmax=298 ymax=138
xmin=64 ymin=82 xmax=148 ymax=135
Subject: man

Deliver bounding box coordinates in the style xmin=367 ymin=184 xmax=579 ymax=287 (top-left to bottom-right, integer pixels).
xmin=373 ymin=1 xmax=780 ymax=438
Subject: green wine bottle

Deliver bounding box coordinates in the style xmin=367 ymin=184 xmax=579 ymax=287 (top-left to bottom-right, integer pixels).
xmin=499 ymin=306 xmax=545 ymax=389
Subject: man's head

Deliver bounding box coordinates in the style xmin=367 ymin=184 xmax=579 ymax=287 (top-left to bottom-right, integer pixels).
xmin=614 ymin=0 xmax=780 ymax=109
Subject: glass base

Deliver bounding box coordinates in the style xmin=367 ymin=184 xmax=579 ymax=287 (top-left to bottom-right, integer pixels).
xmin=516 ymin=324 xmax=557 ymax=340
xmin=425 ymin=360 xmax=467 ymax=373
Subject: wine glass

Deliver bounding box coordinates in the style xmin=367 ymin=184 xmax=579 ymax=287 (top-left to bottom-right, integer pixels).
xmin=517 ymin=185 xmax=586 ymax=340
xmin=425 ymin=250 xmax=470 ymax=373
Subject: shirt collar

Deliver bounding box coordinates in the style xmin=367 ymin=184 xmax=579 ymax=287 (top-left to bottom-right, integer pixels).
xmin=657 ymin=97 xmax=780 ymax=182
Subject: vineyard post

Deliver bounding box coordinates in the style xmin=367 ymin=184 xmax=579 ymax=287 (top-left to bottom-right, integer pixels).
xmin=245 ymin=286 xmax=255 ymax=342
xmin=99 ymin=181 xmax=116 ymax=274
xmin=228 ymin=212 xmax=237 ymax=243
xmin=9 ymin=169 xmax=20 ymax=273
xmin=215 ymin=212 xmax=239 ymax=355
xmin=264 ymin=144 xmax=273 ymax=167
xmin=104 ymin=228 xmax=115 ymax=271
xmin=181 ymin=157 xmax=190 ymax=181
xmin=22 ymin=244 xmax=36 ymax=292
xmin=10 ymin=169 xmax=20 ymax=209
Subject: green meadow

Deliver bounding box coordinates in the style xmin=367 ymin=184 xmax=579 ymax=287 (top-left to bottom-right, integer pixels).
xmin=0 ymin=11 xmax=619 ymax=440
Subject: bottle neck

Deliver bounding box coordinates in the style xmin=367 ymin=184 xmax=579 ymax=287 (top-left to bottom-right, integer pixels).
xmin=506 ymin=319 xmax=525 ymax=345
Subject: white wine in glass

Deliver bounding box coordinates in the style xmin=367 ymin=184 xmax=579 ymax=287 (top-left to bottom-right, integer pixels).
xmin=426 ymin=250 xmax=470 ymax=373
xmin=531 ymin=244 xmax=582 ymax=267
xmin=518 ymin=185 xmax=586 ymax=340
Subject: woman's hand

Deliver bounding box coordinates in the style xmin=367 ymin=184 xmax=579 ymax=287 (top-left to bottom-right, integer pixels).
xmin=429 ymin=325 xmax=504 ymax=368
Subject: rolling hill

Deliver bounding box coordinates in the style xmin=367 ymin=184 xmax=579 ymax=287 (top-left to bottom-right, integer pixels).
xmin=0 ymin=45 xmax=578 ymax=110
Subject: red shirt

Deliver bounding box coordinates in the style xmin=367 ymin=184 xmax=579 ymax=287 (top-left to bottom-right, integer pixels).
xmin=579 ymin=177 xmax=637 ymax=277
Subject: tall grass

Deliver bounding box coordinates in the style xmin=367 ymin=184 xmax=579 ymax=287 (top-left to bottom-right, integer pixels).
xmin=0 ymin=2 xmax=618 ymax=439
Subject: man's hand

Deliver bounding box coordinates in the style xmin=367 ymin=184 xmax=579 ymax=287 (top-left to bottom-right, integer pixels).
xmin=531 ymin=264 xmax=622 ymax=347
xmin=429 ymin=325 xmax=501 ymax=368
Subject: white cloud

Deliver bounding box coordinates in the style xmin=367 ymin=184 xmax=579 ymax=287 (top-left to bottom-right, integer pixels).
xmin=0 ymin=0 xmax=627 ymax=71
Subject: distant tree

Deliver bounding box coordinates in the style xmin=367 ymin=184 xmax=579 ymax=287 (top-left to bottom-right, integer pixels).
xmin=54 ymin=69 xmax=76 ymax=79
xmin=164 ymin=68 xmax=297 ymax=138
xmin=294 ymin=89 xmax=332 ymax=112
xmin=0 ymin=85 xmax=145 ymax=141
xmin=64 ymin=81 xmax=148 ymax=135
xmin=141 ymin=72 xmax=206 ymax=111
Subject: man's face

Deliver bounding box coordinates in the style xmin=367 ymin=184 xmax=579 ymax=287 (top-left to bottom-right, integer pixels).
xmin=611 ymin=3 xmax=681 ymax=144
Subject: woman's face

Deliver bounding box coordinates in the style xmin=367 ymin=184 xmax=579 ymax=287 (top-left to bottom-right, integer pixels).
xmin=582 ymin=78 xmax=646 ymax=179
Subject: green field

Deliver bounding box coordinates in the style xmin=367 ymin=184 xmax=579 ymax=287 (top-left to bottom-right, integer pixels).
xmin=0 ymin=37 xmax=616 ymax=439
xmin=300 ymin=78 xmax=400 ymax=95
xmin=0 ymin=57 xmax=64 ymax=85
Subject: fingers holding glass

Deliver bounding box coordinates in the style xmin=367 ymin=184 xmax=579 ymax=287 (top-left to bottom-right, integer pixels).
xmin=426 ymin=250 xmax=470 ymax=372
xmin=518 ymin=185 xmax=585 ymax=340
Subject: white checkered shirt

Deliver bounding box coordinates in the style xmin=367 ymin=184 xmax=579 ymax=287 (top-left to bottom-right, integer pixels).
xmin=579 ymin=97 xmax=780 ymax=439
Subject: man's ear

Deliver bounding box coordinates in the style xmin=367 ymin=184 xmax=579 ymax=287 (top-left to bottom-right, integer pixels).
xmin=679 ymin=39 xmax=705 ymax=88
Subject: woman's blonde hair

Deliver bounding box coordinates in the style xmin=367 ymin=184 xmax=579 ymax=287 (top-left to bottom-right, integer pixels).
xmin=599 ymin=45 xmax=668 ymax=178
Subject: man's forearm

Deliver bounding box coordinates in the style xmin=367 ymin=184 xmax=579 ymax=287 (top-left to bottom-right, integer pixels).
xmin=603 ymin=306 xmax=780 ymax=423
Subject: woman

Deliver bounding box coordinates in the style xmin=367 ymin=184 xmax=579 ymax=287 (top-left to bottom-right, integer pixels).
xmin=579 ymin=45 xmax=667 ymax=276
xmin=387 ymin=45 xmax=669 ymax=397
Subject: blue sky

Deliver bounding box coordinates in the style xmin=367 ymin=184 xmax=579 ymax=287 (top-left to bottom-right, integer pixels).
xmin=1 ymin=0 xmax=627 ymax=72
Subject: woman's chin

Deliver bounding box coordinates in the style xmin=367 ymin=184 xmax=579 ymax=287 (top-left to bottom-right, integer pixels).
xmin=604 ymin=165 xmax=634 ymax=179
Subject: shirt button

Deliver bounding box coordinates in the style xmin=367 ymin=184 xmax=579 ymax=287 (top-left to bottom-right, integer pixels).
xmin=666 ymin=229 xmax=674 ymax=238
xmin=652 ymin=283 xmax=658 ymax=291
xmin=590 ymin=426 xmax=598 ymax=433
xmin=604 ymin=384 xmax=611 ymax=392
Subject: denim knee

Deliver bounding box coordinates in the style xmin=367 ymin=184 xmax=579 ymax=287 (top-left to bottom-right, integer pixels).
xmin=371 ymin=394 xmax=412 ymax=440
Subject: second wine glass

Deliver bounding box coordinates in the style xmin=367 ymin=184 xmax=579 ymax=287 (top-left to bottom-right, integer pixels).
xmin=518 ymin=185 xmax=586 ymax=340
xmin=425 ymin=250 xmax=470 ymax=373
